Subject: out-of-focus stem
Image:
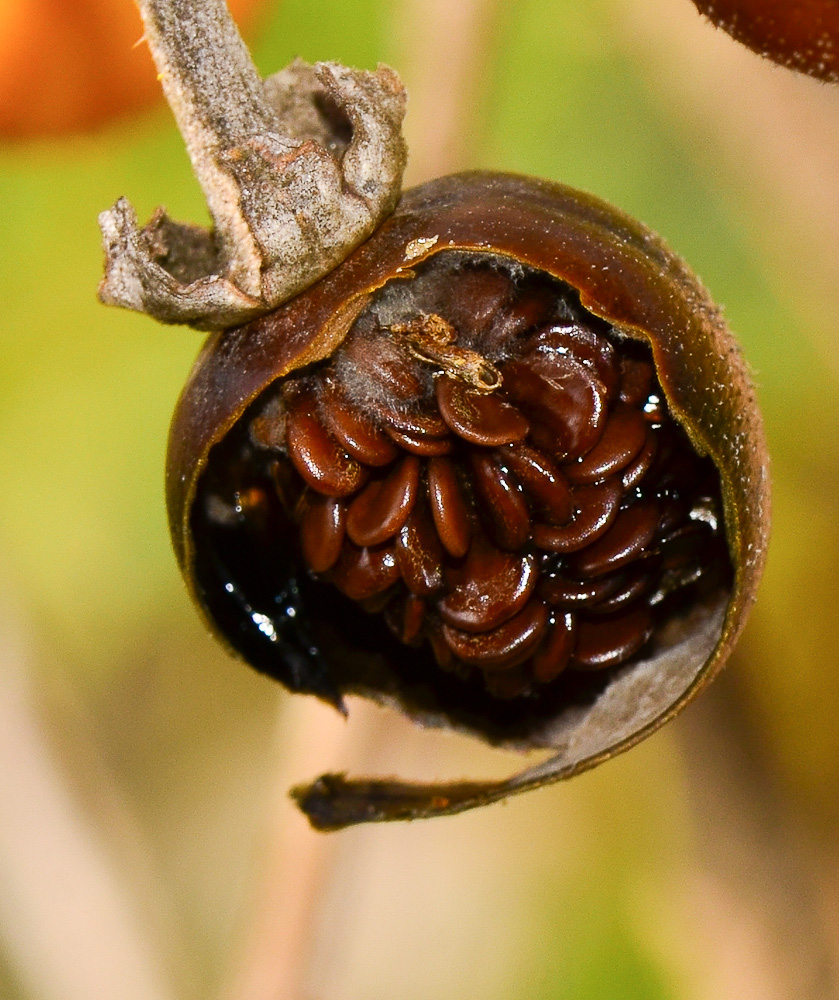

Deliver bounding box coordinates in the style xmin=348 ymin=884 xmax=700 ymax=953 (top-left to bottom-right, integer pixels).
xmin=398 ymin=0 xmax=502 ymax=184
xmin=0 ymin=605 xmax=177 ymax=1000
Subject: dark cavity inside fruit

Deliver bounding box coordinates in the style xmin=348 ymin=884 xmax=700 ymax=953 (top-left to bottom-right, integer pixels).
xmin=191 ymin=253 xmax=731 ymax=725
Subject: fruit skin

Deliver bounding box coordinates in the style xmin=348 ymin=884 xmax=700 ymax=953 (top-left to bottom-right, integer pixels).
xmin=167 ymin=171 xmax=770 ymax=826
xmin=691 ymin=0 xmax=839 ymax=82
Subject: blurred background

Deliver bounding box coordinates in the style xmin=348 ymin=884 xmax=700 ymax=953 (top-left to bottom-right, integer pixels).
xmin=2 ymin=0 xmax=839 ymax=997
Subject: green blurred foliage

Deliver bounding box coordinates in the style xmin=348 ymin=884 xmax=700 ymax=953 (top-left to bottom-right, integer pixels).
xmin=2 ymin=0 xmax=839 ymax=997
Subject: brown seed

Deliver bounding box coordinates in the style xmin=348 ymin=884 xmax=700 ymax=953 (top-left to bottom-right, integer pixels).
xmin=619 ymin=357 xmax=654 ymax=407
xmin=565 ymin=403 xmax=647 ymax=485
xmin=501 ymin=443 xmax=574 ymax=526
xmin=660 ymin=521 xmax=711 ymax=567
xmin=442 ymin=600 xmax=548 ymax=670
xmin=429 ymin=628 xmax=456 ymax=671
xmin=438 ymin=535 xmax=537 ymax=632
xmin=620 ymin=428 xmax=657 ymax=490
xmin=572 ymin=607 xmax=654 ymax=670
xmin=346 ymin=456 xmax=421 ymax=547
xmin=470 ymin=451 xmax=531 ymax=551
xmin=435 ymin=265 xmax=515 ymax=341
xmin=319 ymin=382 xmax=399 ymax=467
xmin=285 ymin=391 xmax=369 ymax=497
xmin=571 ymin=501 xmax=660 ymax=578
xmin=483 ymin=668 xmax=532 ymax=700
xmin=531 ymin=612 xmax=577 ymax=683
xmin=656 ymin=496 xmax=691 ymax=538
xmin=300 ymin=493 xmax=346 ymax=573
xmin=330 ymin=542 xmax=400 ymax=601
xmin=436 ymin=375 xmax=529 ymax=446
xmin=427 ymin=456 xmax=472 ymax=558
xmin=503 ymin=351 xmax=607 ymax=461
xmin=338 ymin=328 xmax=425 ymax=405
xmin=384 ymin=425 xmax=454 ymax=456
xmin=528 ymin=323 xmax=620 ymax=398
xmin=400 ymin=594 xmax=426 ymax=645
xmin=587 ymin=567 xmax=654 ymax=616
xmin=395 ymin=500 xmax=445 ymax=595
xmin=383 ymin=407 xmax=449 ymax=439
xmin=532 ymin=478 xmax=623 ymax=553
xmin=495 ymin=281 xmax=556 ymax=338
xmin=538 ymin=572 xmax=621 ymax=608
xmin=359 ymin=589 xmax=396 ymax=614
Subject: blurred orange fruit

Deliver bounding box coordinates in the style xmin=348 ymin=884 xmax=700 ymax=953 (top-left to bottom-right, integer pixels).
xmin=0 ymin=0 xmax=266 ymax=139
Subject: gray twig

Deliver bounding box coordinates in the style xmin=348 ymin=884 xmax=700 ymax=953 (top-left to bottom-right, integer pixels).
xmin=99 ymin=0 xmax=407 ymax=330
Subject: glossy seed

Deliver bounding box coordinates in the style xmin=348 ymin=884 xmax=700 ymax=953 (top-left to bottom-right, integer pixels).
xmin=359 ymin=589 xmax=396 ymax=615
xmin=470 ymin=452 xmax=531 ymax=551
xmin=531 ymin=612 xmax=577 ymax=683
xmin=436 ymin=375 xmax=529 ymax=446
xmin=588 ymin=567 xmax=654 ymax=616
xmin=338 ymin=329 xmax=425 ymax=404
xmin=395 ymin=500 xmax=445 ymax=595
xmin=621 ymin=428 xmax=658 ymax=490
xmin=528 ymin=323 xmax=620 ymax=398
xmin=483 ymin=669 xmax=532 ymax=699
xmin=565 ymin=403 xmax=648 ymax=485
xmin=300 ymin=493 xmax=346 ymax=573
xmin=495 ymin=281 xmax=556 ymax=338
xmin=503 ymin=351 xmax=607 ymax=461
xmin=501 ymin=443 xmax=574 ymax=525
xmin=435 ymin=265 xmax=514 ymax=341
xmin=571 ymin=501 xmax=660 ymax=578
xmin=383 ymin=407 xmax=449 ymax=439
xmin=319 ymin=383 xmax=399 ymax=467
xmin=532 ymin=478 xmax=622 ymax=553
xmin=538 ymin=572 xmax=621 ymax=608
xmin=330 ymin=543 xmax=400 ymax=601
xmin=441 ymin=600 xmax=548 ymax=670
xmin=427 ymin=456 xmax=472 ymax=558
xmin=285 ymin=391 xmax=369 ymax=497
xmin=400 ymin=594 xmax=426 ymax=645
xmin=572 ymin=607 xmax=655 ymax=670
xmin=438 ymin=536 xmax=537 ymax=632
xmin=619 ymin=357 xmax=654 ymax=406
xmin=346 ymin=456 xmax=421 ymax=547
xmin=429 ymin=629 xmax=455 ymax=671
xmin=384 ymin=425 xmax=454 ymax=456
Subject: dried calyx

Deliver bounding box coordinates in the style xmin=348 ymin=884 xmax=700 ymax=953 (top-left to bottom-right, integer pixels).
xmin=98 ymin=0 xmax=407 ymax=330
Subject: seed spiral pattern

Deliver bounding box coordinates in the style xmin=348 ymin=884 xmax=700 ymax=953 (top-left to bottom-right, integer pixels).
xmin=255 ymin=256 xmax=726 ymax=700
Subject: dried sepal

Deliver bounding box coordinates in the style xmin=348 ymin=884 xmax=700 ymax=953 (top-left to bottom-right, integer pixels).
xmin=98 ymin=0 xmax=407 ymax=331
xmin=690 ymin=0 xmax=839 ymax=83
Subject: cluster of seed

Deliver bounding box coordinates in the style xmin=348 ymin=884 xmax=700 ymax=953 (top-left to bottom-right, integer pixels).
xmin=261 ymin=259 xmax=724 ymax=699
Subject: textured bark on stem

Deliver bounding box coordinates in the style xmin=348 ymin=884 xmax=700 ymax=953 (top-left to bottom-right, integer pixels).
xmin=98 ymin=0 xmax=408 ymax=330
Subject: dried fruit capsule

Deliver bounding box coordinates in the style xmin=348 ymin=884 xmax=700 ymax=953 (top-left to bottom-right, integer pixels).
xmin=102 ymin=0 xmax=770 ymax=829
xmin=166 ymin=172 xmax=770 ymax=828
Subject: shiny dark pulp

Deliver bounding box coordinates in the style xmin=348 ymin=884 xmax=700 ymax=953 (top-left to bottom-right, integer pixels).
xmin=192 ymin=253 xmax=730 ymax=720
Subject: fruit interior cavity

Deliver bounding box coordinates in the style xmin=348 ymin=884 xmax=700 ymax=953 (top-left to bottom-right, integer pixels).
xmin=193 ymin=252 xmax=730 ymax=714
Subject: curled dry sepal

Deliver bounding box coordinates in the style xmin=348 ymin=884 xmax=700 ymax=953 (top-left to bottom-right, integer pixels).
xmin=98 ymin=0 xmax=407 ymax=330
xmin=101 ymin=0 xmax=770 ymax=830
xmin=690 ymin=0 xmax=839 ymax=83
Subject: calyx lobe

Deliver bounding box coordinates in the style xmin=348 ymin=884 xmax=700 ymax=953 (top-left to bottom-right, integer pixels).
xmin=99 ymin=0 xmax=407 ymax=331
